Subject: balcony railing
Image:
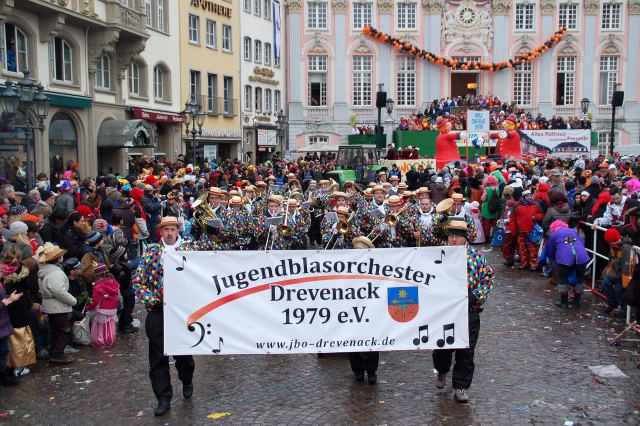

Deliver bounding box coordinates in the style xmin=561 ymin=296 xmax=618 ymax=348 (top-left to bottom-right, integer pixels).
xmin=205 ymin=97 xmax=238 ymax=117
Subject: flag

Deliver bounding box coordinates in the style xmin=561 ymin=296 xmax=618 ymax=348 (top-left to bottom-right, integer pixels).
xmin=273 ymin=2 xmax=281 ymax=59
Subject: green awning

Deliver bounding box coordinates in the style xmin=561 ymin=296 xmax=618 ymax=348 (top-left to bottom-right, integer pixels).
xmin=46 ymin=92 xmax=92 ymax=109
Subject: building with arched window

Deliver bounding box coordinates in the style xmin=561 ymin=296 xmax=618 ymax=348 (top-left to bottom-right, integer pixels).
xmin=284 ymin=0 xmax=640 ymax=155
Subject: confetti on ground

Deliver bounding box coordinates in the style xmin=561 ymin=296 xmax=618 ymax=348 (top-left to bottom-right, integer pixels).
xmin=206 ymin=412 xmax=231 ymax=419
xmin=49 ymin=397 xmax=55 ymax=401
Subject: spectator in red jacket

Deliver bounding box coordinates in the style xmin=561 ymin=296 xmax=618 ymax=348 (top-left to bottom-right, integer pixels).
xmin=513 ymin=190 xmax=542 ymax=270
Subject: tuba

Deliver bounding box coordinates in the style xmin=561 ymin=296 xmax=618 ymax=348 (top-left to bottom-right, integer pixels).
xmin=192 ymin=193 xmax=220 ymax=236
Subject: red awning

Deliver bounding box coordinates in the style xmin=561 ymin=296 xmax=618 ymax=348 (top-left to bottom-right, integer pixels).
xmin=131 ymin=107 xmax=183 ymax=123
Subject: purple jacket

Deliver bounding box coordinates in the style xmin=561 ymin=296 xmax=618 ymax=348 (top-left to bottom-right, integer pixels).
xmin=546 ymin=228 xmax=590 ymax=266
xmin=0 ymin=285 xmax=14 ymax=339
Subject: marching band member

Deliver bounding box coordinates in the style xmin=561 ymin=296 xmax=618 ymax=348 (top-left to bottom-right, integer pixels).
xmin=432 ymin=219 xmax=494 ymax=403
xmin=388 ymin=175 xmax=400 ymax=195
xmin=287 ymin=198 xmax=310 ymax=250
xmin=320 ymin=192 xmax=349 ymax=236
xmin=227 ymin=196 xmax=254 ymax=250
xmin=407 ymin=196 xmax=435 ymax=247
xmin=243 ymin=185 xmax=256 ymax=214
xmin=344 ymin=181 xmax=362 ymax=207
xmin=194 ymin=187 xmax=232 ymax=251
xmin=424 ymin=197 xmax=478 ymax=246
xmin=252 ymin=181 xmax=269 ymax=217
xmin=383 ymin=195 xmax=412 ymax=248
xmin=132 ymin=217 xmax=196 ymax=416
xmin=322 ymin=206 xmax=356 ymax=250
xmin=348 ymin=235 xmax=380 ymax=385
xmin=255 ymin=194 xmax=291 ymax=250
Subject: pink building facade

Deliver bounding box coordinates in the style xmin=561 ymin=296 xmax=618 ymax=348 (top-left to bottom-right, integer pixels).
xmin=284 ymin=0 xmax=640 ymax=156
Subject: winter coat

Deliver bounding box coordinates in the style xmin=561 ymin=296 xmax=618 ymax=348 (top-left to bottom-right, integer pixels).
xmin=39 ymin=221 xmax=63 ymax=246
xmin=111 ymin=202 xmax=136 ymax=241
xmin=2 ymin=240 xmax=33 ymax=260
xmin=0 ymin=285 xmax=13 ymax=339
xmin=513 ymin=202 xmax=540 ymax=233
xmin=61 ymin=226 xmax=87 ymax=260
xmin=541 ymin=202 xmax=573 ymax=233
xmin=3 ymin=267 xmax=31 ymax=328
xmin=86 ymin=277 xmax=120 ymax=311
xmin=55 ymin=192 xmax=77 ymax=215
xmin=38 ymin=263 xmax=77 ymax=314
xmin=546 ymin=227 xmax=590 ymax=267
xmin=430 ymin=183 xmax=448 ymax=204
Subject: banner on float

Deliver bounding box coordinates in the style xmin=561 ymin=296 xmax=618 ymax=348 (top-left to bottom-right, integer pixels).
xmin=163 ymin=247 xmax=469 ymax=355
xmin=466 ymin=110 xmax=490 ymax=132
xmin=520 ymin=129 xmax=591 ymax=157
xmin=379 ymin=159 xmax=437 ymax=176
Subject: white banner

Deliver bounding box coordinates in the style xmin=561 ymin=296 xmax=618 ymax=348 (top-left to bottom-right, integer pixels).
xmin=520 ymin=129 xmax=591 ymax=157
xmin=466 ymin=110 xmax=490 ymax=132
xmin=257 ymin=128 xmax=277 ymax=146
xmin=163 ymin=247 xmax=469 ymax=355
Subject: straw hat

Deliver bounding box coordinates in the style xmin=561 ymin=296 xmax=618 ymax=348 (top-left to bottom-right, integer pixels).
xmin=336 ymin=206 xmax=350 ymax=216
xmin=208 ymin=187 xmax=223 ymax=197
xmin=436 ymin=198 xmax=454 ymax=213
xmin=387 ymin=195 xmax=403 ymax=206
xmin=268 ymin=194 xmax=283 ymax=205
xmin=372 ymin=184 xmax=385 ymax=193
xmin=37 ymin=242 xmax=67 ymax=263
xmin=353 ymin=236 xmax=375 ymax=249
xmin=158 ymin=216 xmax=180 ymax=229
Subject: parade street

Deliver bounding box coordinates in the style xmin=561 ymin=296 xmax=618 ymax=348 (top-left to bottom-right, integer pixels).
xmin=1 ymin=251 xmax=638 ymax=425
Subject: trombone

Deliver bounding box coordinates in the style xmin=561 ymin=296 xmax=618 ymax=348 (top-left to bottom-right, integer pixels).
xmin=366 ymin=202 xmax=411 ymax=242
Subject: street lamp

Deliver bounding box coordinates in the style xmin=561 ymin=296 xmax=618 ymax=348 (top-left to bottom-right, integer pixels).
xmin=0 ymin=69 xmax=50 ymax=188
xmin=580 ymin=98 xmax=589 ymax=115
xmin=275 ymin=109 xmax=288 ymax=159
xmin=386 ymin=98 xmax=394 ymax=117
xmin=181 ymin=95 xmax=205 ymax=165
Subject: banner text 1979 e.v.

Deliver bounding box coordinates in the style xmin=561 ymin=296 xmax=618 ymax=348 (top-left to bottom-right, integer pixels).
xmin=163 ymin=247 xmax=468 ymax=355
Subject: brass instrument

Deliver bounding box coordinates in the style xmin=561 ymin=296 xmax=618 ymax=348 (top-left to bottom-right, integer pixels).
xmin=166 ymin=190 xmax=179 ymax=200
xmin=366 ymin=202 xmax=411 ymax=242
xmin=276 ymin=201 xmax=292 ymax=238
xmin=192 ymin=193 xmax=221 ymax=240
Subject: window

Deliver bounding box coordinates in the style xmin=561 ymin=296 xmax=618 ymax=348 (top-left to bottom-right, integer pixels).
xmin=599 ymin=56 xmax=618 ymax=105
xmin=120 ymin=0 xmax=130 ymax=6
xmin=597 ymin=132 xmax=616 ymax=155
xmin=264 ymin=43 xmax=271 ymax=66
xmin=254 ymin=40 xmax=262 ymax=63
xmin=513 ymin=61 xmax=532 ymax=106
xmin=244 ymin=85 xmax=252 ymax=111
xmin=396 ymin=2 xmax=417 ymax=30
xmin=52 ymin=36 xmax=72 ymax=82
xmin=274 ymin=90 xmax=281 ymax=112
xmin=222 ymin=25 xmax=232 ymax=52
xmin=352 ymin=55 xmax=372 ymax=106
xmin=307 ymin=2 xmax=328 ymax=29
xmin=309 ymin=135 xmax=328 ymax=145
xmin=243 ymin=0 xmax=251 ymax=13
xmin=264 ymin=0 xmax=272 ymax=20
xmin=223 ymin=76 xmax=233 ymax=115
xmin=274 ymin=52 xmax=280 ymax=67
xmin=129 ymin=62 xmax=140 ymax=94
xmin=396 ymin=56 xmax=415 ymax=106
xmin=153 ymin=66 xmax=165 ymax=100
xmin=308 ymin=55 xmax=327 ymax=106
xmin=255 ymin=87 xmax=263 ymax=112
xmin=254 ymin=0 xmax=262 ymax=16
xmin=1 ymin=23 xmax=28 ymax=73
xmin=558 ymin=3 xmax=578 ymax=30
xmin=601 ymin=3 xmax=621 ymax=30
xmin=95 ymin=55 xmax=110 ymax=89
xmin=188 ymin=14 xmax=199 ymax=44
xmin=190 ymin=70 xmax=201 ymax=99
xmin=244 ymin=37 xmax=252 ymax=61
xmin=265 ymin=88 xmax=272 ymax=112
xmin=206 ymin=19 xmax=217 ymax=48
xmin=352 ymin=2 xmax=373 ymax=30
xmin=556 ymin=56 xmax=575 ymax=105
xmin=208 ymin=73 xmax=218 ymax=113
xmin=515 ymin=3 xmax=534 ymax=30
xmin=145 ymin=0 xmax=152 ymax=26
xmin=157 ymin=0 xmax=165 ymax=31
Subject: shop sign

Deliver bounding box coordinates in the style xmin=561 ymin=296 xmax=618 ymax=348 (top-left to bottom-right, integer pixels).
xmin=131 ymin=108 xmax=183 ymax=123
xmin=203 ymin=145 xmax=218 ymax=161
xmin=50 ymin=139 xmax=76 ymax=146
xmin=0 ymin=138 xmax=27 ymax=146
xmin=190 ymin=0 xmax=232 ymax=18
xmin=257 ymin=129 xmax=277 ymax=146
xmin=46 ymin=0 xmax=100 ymax=19
xmin=201 ymin=128 xmax=242 ymax=138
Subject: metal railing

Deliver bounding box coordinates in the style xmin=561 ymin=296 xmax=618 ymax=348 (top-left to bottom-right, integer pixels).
xmin=579 ymin=221 xmax=639 ymax=326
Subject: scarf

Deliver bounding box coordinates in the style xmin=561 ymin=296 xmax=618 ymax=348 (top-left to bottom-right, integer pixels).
xmin=2 ymin=265 xmax=29 ymax=284
xmin=162 ymin=236 xmax=183 ymax=251
xmin=2 ymin=264 xmax=19 ymax=276
xmin=519 ymin=196 xmax=533 ymax=206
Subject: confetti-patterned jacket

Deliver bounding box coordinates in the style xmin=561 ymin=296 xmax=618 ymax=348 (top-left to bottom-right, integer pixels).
xmin=194 ymin=206 xmax=233 ymax=251
xmin=322 ymin=223 xmax=355 ymax=250
xmin=290 ymin=210 xmax=311 ymax=249
xmin=423 ymin=212 xmax=478 ymax=246
xmin=132 ymin=239 xmax=190 ymax=311
xmin=254 ymin=214 xmax=292 ymax=250
xmin=227 ymin=208 xmax=255 ymax=249
xmin=465 ymin=245 xmax=494 ymax=311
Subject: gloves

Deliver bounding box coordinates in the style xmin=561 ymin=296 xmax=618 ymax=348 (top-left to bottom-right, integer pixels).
xmin=499 ymin=130 xmax=508 ymax=139
xmin=459 ymin=131 xmax=468 ymax=140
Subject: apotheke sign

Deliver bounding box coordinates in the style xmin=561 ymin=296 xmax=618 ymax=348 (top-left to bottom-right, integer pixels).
xmin=190 ymin=0 xmax=232 ymax=18
xmin=201 ymin=129 xmax=242 ymax=138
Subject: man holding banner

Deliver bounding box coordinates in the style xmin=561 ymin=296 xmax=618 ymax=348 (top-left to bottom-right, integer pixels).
xmin=132 ymin=217 xmax=196 ymax=417
xmin=433 ymin=219 xmax=494 ymax=403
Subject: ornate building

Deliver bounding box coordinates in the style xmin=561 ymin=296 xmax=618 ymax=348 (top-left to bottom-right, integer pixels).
xmin=285 ymin=0 xmax=640 ymax=155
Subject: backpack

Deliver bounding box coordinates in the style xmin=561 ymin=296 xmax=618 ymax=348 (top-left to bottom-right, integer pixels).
xmin=487 ymin=192 xmax=500 ymax=214
xmin=528 ymin=224 xmax=544 ymax=244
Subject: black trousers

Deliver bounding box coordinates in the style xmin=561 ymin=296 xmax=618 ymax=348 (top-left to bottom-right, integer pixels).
xmin=432 ymin=311 xmax=480 ymax=390
xmin=145 ymin=310 xmax=195 ymax=402
xmin=349 ymin=351 xmax=379 ymax=373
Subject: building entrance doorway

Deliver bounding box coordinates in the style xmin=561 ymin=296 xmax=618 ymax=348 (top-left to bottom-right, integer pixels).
xmin=451 ymin=73 xmax=478 ymax=98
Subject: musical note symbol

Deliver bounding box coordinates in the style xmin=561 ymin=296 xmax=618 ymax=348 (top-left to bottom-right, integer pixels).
xmin=412 ymin=324 xmax=429 ymax=346
xmin=176 ymin=255 xmax=187 ymax=271
xmin=436 ymin=323 xmax=455 ymax=348
xmin=187 ymin=321 xmax=205 ymax=347
xmin=434 ymin=249 xmax=445 ymax=264
xmin=212 ymin=337 xmax=224 ymax=354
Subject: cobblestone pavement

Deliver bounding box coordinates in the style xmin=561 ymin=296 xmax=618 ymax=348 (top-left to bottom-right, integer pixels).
xmin=1 ymin=250 xmax=639 ymax=425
